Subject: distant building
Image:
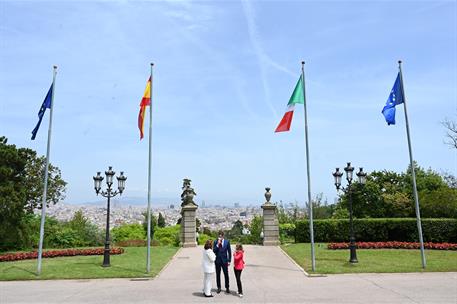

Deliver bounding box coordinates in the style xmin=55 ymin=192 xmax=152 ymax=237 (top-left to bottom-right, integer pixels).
xmin=234 ymin=203 xmax=240 ymax=208
xmin=240 ymin=211 xmax=247 ymax=217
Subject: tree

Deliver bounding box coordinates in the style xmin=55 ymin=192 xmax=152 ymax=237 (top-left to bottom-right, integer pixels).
xmin=158 ymin=212 xmax=166 ymax=228
xmin=420 ymin=187 xmax=457 ymax=218
xmin=0 ymin=137 xmax=27 ymax=251
xmin=337 ymin=164 xmax=456 ymax=218
xmin=229 ymin=220 xmax=244 ymax=239
xmin=142 ymin=212 xmax=157 ymax=237
xmin=19 ymin=148 xmax=66 ymax=213
xmin=442 ymin=116 xmax=457 ymax=149
xmin=66 ymin=210 xmax=103 ymax=246
xmin=305 ymin=193 xmax=334 ymax=219
xmin=249 ymin=215 xmax=263 ymax=244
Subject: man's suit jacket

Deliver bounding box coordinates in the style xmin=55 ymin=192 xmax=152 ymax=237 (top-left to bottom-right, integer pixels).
xmin=213 ymin=238 xmax=231 ymax=265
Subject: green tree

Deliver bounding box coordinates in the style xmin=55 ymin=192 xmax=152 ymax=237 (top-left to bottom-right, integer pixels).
xmin=142 ymin=212 xmax=157 ymax=238
xmin=66 ymin=210 xmax=103 ymax=246
xmin=0 ymin=136 xmax=27 ymax=251
xmin=277 ymin=202 xmax=292 ymax=224
xmin=249 ymin=215 xmax=263 ymax=244
xmin=420 ymin=187 xmax=457 ymax=218
xmin=306 ymin=193 xmax=334 ymax=219
xmin=19 ymin=148 xmax=66 ymax=213
xmin=158 ymin=212 xmax=166 ymax=228
xmin=338 ymin=164 xmax=455 ymax=218
xmin=229 ymin=220 xmax=244 ymax=239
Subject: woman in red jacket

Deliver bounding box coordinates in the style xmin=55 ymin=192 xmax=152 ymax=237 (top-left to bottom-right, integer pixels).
xmin=233 ymin=243 xmax=245 ymax=298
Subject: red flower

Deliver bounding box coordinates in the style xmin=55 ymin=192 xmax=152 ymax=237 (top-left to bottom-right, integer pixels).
xmin=0 ymin=248 xmax=125 ymax=262
xmin=327 ymin=242 xmax=457 ymax=250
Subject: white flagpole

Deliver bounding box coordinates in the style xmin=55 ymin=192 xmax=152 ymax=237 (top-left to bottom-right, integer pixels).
xmin=398 ymin=60 xmax=426 ymax=268
xmin=146 ymin=63 xmax=154 ymax=273
xmin=301 ymin=61 xmax=316 ymax=272
xmin=37 ymin=65 xmax=57 ymax=275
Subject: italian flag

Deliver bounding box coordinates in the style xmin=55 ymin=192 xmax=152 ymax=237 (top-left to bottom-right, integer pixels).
xmin=138 ymin=77 xmax=151 ymax=140
xmin=275 ymin=75 xmax=305 ymax=132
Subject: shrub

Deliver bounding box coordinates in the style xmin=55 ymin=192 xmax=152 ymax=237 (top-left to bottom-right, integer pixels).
xmin=158 ymin=237 xmax=174 ymax=246
xmin=197 ymin=233 xmax=213 ymax=246
xmin=48 ymin=227 xmax=80 ymax=248
xmin=111 ymin=224 xmax=146 ymax=242
xmin=279 ymin=223 xmax=296 ymax=243
xmin=295 ymin=218 xmax=457 ymax=243
xmin=154 ymin=225 xmax=180 ymax=246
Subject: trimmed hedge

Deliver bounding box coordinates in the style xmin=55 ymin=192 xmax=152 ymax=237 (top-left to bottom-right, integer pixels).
xmin=293 ymin=218 xmax=457 ymax=243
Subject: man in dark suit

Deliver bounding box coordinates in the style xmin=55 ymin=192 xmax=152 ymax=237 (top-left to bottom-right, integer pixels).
xmin=213 ymin=231 xmax=231 ymax=294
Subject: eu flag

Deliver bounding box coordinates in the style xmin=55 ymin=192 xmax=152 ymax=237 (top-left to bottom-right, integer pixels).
xmin=382 ymin=73 xmax=404 ymax=125
xmin=31 ymin=84 xmax=53 ymax=140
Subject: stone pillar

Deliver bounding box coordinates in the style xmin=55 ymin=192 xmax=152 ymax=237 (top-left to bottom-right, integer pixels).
xmin=261 ymin=187 xmax=279 ymax=246
xmin=180 ymin=204 xmax=198 ymax=247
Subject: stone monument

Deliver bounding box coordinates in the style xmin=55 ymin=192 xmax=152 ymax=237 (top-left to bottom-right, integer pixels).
xmin=180 ymin=178 xmax=198 ymax=247
xmin=261 ymin=187 xmax=279 ymax=246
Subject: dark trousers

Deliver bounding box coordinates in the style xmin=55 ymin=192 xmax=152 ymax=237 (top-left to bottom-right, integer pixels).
xmin=234 ymin=268 xmax=243 ymax=294
xmin=215 ymin=262 xmax=229 ymax=289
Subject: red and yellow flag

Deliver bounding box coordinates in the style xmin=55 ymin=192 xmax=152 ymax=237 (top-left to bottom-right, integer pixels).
xmin=138 ymin=77 xmax=151 ymax=139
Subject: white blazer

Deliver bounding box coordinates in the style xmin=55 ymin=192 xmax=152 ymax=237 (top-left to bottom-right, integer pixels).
xmin=202 ymin=248 xmax=216 ymax=273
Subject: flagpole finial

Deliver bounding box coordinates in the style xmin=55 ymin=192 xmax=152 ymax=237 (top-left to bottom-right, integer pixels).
xmin=398 ymin=60 xmax=402 ymax=64
xmin=150 ymin=63 xmax=154 ymax=66
xmin=301 ymin=61 xmax=305 ymax=65
xmin=53 ymin=65 xmax=57 ymax=69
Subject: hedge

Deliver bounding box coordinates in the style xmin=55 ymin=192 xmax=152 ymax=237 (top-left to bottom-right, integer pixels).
xmin=292 ymin=218 xmax=457 ymax=243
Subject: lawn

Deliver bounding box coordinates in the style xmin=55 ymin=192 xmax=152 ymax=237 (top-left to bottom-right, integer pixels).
xmin=281 ymin=243 xmax=457 ymax=274
xmin=0 ymin=246 xmax=178 ymax=281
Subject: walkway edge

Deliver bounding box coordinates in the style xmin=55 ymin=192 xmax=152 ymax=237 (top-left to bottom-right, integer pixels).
xmin=278 ymin=245 xmax=326 ymax=278
xmin=154 ymin=247 xmax=182 ymax=279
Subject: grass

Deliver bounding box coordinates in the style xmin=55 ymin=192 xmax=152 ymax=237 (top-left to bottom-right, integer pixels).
xmin=0 ymin=246 xmax=178 ymax=281
xmin=281 ymin=243 xmax=457 ymax=274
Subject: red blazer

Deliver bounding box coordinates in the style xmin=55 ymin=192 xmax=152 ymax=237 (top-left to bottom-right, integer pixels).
xmin=233 ymin=250 xmax=245 ymax=270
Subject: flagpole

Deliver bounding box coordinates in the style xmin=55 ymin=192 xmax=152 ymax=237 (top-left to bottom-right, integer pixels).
xmin=301 ymin=61 xmax=316 ymax=272
xmin=37 ymin=65 xmax=57 ymax=275
xmin=146 ymin=63 xmax=154 ymax=273
xmin=398 ymin=60 xmax=426 ymax=268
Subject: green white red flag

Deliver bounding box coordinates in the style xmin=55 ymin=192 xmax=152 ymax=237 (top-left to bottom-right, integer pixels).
xmin=275 ymin=75 xmax=305 ymax=132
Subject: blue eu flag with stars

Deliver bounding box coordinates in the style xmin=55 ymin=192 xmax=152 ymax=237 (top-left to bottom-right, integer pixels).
xmin=31 ymin=84 xmax=53 ymax=140
xmin=382 ymin=73 xmax=404 ymax=125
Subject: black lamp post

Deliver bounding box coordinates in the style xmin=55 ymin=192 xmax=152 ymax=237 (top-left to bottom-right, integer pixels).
xmin=93 ymin=166 xmax=127 ymax=267
xmin=332 ymin=162 xmax=367 ymax=263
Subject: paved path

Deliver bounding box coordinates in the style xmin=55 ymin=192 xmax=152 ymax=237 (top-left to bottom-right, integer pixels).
xmin=1 ymin=245 xmax=456 ymax=303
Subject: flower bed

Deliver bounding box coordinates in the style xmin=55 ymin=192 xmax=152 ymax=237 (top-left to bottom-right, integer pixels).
xmin=0 ymin=248 xmax=124 ymax=262
xmin=328 ymin=242 xmax=457 ymax=250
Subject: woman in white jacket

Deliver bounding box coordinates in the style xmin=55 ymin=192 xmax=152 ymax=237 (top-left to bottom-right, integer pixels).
xmin=202 ymin=239 xmax=216 ymax=297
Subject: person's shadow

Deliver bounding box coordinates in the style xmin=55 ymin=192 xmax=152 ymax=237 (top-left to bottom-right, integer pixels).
xmin=192 ymin=288 xmax=238 ymax=297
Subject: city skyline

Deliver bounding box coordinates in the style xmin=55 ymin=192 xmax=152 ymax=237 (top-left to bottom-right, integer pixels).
xmin=1 ymin=1 xmax=456 ymax=207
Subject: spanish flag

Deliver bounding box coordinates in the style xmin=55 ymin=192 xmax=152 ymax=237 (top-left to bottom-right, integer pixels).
xmin=138 ymin=77 xmax=151 ymax=139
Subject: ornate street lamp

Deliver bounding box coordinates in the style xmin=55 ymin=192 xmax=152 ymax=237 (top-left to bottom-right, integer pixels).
xmin=93 ymin=166 xmax=127 ymax=267
xmin=332 ymin=162 xmax=367 ymax=264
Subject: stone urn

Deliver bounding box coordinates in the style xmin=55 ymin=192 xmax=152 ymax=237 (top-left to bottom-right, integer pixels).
xmin=265 ymin=187 xmax=272 ymax=204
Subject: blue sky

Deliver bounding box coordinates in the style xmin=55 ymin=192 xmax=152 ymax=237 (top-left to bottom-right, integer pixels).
xmin=1 ymin=0 xmax=456 ymax=206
